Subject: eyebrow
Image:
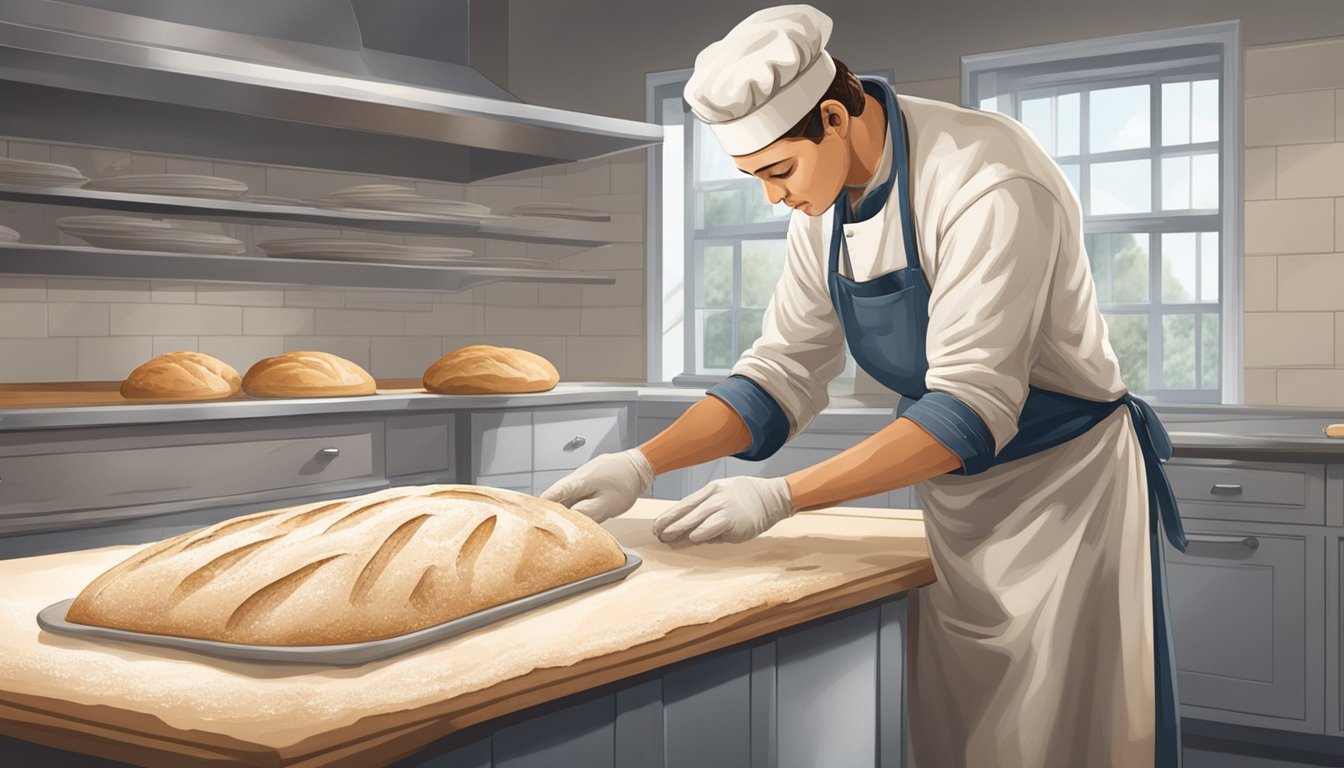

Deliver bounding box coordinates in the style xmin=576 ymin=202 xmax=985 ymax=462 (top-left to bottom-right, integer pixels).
xmin=743 ymin=159 xmax=790 ymax=176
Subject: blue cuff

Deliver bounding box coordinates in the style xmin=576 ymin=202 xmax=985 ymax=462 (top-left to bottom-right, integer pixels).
xmin=899 ymin=391 xmax=996 ymax=475
xmin=706 ymin=374 xmax=791 ymax=461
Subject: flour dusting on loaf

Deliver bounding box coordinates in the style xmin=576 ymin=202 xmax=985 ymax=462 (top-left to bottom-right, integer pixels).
xmin=242 ymin=350 xmax=376 ymax=398
xmin=65 ymin=485 xmax=625 ymax=646
xmin=120 ymin=351 xmax=241 ymax=401
xmin=423 ymin=345 xmax=559 ymax=394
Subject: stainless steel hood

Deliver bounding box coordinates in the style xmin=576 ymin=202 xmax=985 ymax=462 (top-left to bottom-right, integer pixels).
xmin=0 ymin=0 xmax=661 ymax=181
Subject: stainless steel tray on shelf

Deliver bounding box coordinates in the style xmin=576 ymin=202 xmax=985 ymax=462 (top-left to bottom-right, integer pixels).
xmin=37 ymin=547 xmax=642 ymax=666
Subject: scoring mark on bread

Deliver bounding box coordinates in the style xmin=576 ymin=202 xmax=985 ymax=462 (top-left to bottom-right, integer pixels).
xmin=178 ymin=512 xmax=283 ymax=553
xmin=273 ymin=501 xmax=348 ymax=533
xmin=173 ymin=535 xmax=283 ymax=603
xmin=321 ymin=499 xmax=403 ymax=535
xmin=409 ymin=564 xmax=439 ymax=610
xmin=456 ymin=515 xmax=497 ymax=581
xmin=350 ymin=514 xmax=432 ymax=604
xmin=225 ymin=554 xmax=345 ymax=633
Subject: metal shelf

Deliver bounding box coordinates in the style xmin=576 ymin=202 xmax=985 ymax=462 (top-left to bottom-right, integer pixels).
xmin=0 ymin=186 xmax=627 ymax=248
xmin=0 ymin=243 xmax=614 ymax=292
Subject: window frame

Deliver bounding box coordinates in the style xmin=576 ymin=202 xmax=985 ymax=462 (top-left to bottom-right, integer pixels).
xmin=962 ymin=20 xmax=1243 ymax=404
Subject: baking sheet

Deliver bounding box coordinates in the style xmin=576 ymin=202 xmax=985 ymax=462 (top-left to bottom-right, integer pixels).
xmin=36 ymin=547 xmax=642 ymax=666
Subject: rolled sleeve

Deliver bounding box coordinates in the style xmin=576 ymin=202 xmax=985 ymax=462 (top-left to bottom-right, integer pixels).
xmin=707 ymin=374 xmax=791 ymax=461
xmin=898 ymin=391 xmax=997 ymax=474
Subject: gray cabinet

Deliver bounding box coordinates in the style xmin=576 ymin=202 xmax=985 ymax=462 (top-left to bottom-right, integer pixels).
xmin=471 ymin=404 xmax=633 ymax=497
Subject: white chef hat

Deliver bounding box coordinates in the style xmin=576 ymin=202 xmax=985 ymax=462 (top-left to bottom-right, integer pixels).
xmin=684 ymin=5 xmax=836 ymax=156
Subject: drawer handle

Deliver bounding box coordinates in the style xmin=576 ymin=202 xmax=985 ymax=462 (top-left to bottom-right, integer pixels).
xmin=317 ymin=447 xmax=341 ymax=458
xmin=564 ymin=435 xmax=587 ymax=451
xmin=1186 ymin=534 xmax=1259 ymax=551
xmin=1209 ymin=483 xmax=1243 ymax=496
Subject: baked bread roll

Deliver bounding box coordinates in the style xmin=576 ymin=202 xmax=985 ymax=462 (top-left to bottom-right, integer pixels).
xmin=243 ymin=351 xmax=375 ymax=398
xmin=120 ymin=351 xmax=241 ymax=401
xmin=424 ymin=345 xmax=559 ymax=394
xmin=65 ymin=485 xmax=626 ymax=646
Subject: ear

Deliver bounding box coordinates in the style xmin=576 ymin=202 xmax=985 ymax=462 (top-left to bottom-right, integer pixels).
xmin=819 ymin=99 xmax=851 ymax=139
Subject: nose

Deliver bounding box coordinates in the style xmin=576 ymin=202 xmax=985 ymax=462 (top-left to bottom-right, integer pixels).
xmin=761 ymin=179 xmax=787 ymax=206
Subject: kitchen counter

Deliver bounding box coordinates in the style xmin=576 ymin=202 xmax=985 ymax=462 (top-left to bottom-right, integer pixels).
xmin=0 ymin=499 xmax=931 ymax=768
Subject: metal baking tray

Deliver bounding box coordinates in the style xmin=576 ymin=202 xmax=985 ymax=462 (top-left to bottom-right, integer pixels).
xmin=37 ymin=547 xmax=642 ymax=666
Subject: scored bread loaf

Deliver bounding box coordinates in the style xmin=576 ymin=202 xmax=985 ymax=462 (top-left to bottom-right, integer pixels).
xmin=120 ymin=351 xmax=241 ymax=401
xmin=424 ymin=344 xmax=559 ymax=394
xmin=65 ymin=485 xmax=626 ymax=646
xmin=243 ymin=350 xmax=376 ymax=398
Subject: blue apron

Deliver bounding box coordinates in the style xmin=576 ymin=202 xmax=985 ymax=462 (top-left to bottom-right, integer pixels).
xmin=831 ymin=77 xmax=1188 ymax=768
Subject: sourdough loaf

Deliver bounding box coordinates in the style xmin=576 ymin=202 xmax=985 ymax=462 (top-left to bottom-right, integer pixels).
xmin=423 ymin=345 xmax=559 ymax=394
xmin=120 ymin=351 xmax=241 ymax=401
xmin=242 ymin=350 xmax=376 ymax=398
xmin=65 ymin=485 xmax=626 ymax=646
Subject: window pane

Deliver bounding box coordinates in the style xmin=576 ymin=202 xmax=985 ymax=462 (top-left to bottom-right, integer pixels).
xmin=1060 ymin=163 xmax=1081 ymax=199
xmin=1090 ymin=85 xmax=1150 ymax=152
xmin=747 ymin=189 xmax=790 ymax=223
xmin=737 ymin=309 xmax=765 ymax=353
xmin=1191 ymin=152 xmax=1219 ymax=209
xmin=700 ymin=245 xmax=733 ymax=306
xmin=1201 ymin=313 xmax=1220 ymax=389
xmin=1085 ymin=233 xmax=1112 ymax=303
xmin=1162 ymin=81 xmax=1191 ymax=146
xmin=741 ymin=239 xmax=786 ymax=307
xmin=1110 ymin=233 xmax=1150 ymax=303
xmin=1162 ymin=314 xmax=1196 ymax=389
xmin=700 ymin=309 xmax=734 ymax=369
xmin=1104 ymin=314 xmax=1149 ymax=391
xmin=1021 ymin=96 xmax=1055 ymax=154
xmin=1191 ymin=79 xmax=1220 ymax=143
xmin=701 ymin=189 xmax=742 ymax=228
xmin=1161 ymin=155 xmax=1190 ymax=210
xmin=1090 ymin=159 xmax=1151 ymax=215
xmin=696 ymin=121 xmax=740 ymax=181
xmin=1200 ymin=232 xmax=1220 ymax=302
xmin=1162 ymin=232 xmax=1197 ymax=303
xmin=1058 ymin=92 xmax=1081 ymax=156
xmin=979 ymin=96 xmax=1000 ymax=113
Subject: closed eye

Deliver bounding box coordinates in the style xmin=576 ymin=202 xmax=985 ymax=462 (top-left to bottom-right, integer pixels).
xmin=770 ymin=167 xmax=794 ymax=180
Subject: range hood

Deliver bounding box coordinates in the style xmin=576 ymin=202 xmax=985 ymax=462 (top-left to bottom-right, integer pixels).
xmin=0 ymin=0 xmax=661 ymax=181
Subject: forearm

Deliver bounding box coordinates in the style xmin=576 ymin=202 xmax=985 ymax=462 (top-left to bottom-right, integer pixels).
xmin=639 ymin=396 xmax=753 ymax=474
xmin=786 ymin=417 xmax=962 ymax=510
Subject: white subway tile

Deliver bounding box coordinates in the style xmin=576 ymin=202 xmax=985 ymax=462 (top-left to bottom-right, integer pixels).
xmin=1278 ymin=253 xmax=1344 ymax=310
xmin=0 ymin=277 xmax=45 ymax=302
xmin=129 ymin=153 xmax=167 ymax=175
xmin=564 ymin=243 xmax=644 ymax=270
xmin=403 ymin=303 xmax=482 ymax=336
xmin=282 ymin=336 xmax=371 ymax=370
xmin=77 ymin=336 xmax=152 ymax=380
xmin=562 ymin=161 xmax=611 ymax=197
xmin=439 ymin=336 xmax=481 ymax=357
xmin=581 ymin=268 xmax=644 ymax=307
xmin=243 ymin=307 xmax=315 ymax=335
xmin=0 ymin=303 xmax=46 ymax=336
xmin=464 ymin=185 xmax=543 ymax=212
xmin=463 ymin=168 xmax=542 ymax=188
xmin=482 ymin=281 xmax=540 ymax=306
xmin=573 ymin=192 xmax=644 ymax=214
xmin=1243 ymin=312 xmax=1335 ymax=367
xmin=371 ymin=336 xmax=443 ymax=378
xmin=1337 ymin=199 xmax=1344 ymax=251
xmin=48 ymin=303 xmax=108 ymax=336
xmin=483 ymin=306 xmax=581 ymax=336
xmin=537 ymin=283 xmax=583 ymax=307
xmin=413 ymin=180 xmax=470 ymax=199
xmin=1244 ymin=147 xmax=1276 ymax=201
xmin=152 ymin=336 xmax=198 ymax=356
xmin=1242 ymin=369 xmax=1277 ymax=405
xmin=610 ymin=156 xmax=647 ymax=195
xmin=1339 ymin=89 xmax=1344 ymax=141
xmin=47 ymin=278 xmax=152 ymax=303
xmin=198 ymin=336 xmax=284 ymax=373
xmin=1338 ymin=313 xmax=1344 ymax=365
xmin=6 ymin=141 xmax=50 ymax=162
xmin=566 ymin=336 xmax=644 ymax=380
xmin=285 ymin=289 xmax=345 ymax=308
xmin=110 ymin=304 xmax=242 ymax=335
xmin=1244 ymin=256 xmax=1277 ymax=312
xmin=265 ymin=167 xmax=380 ymax=200
xmin=1245 ymin=91 xmax=1336 ymax=147
xmin=316 ymin=308 xmax=404 ymax=335
xmin=1245 ymin=199 xmax=1335 ymax=255
xmin=343 ymin=290 xmax=435 ymax=311
xmin=581 ymin=306 xmax=644 ymax=336
xmin=163 ymin=157 xmax=214 ymax=176
xmin=0 ymin=338 xmax=75 ymax=381
xmin=196 ymin=284 xmax=285 ymax=307
xmin=1277 ymin=143 xmax=1344 ymax=198
xmin=1246 ymin=38 xmax=1344 ymax=96
xmin=1277 ymin=369 xmax=1344 ymax=407
xmin=50 ymin=146 xmax=130 ymax=177
xmin=150 ymin=280 xmax=195 ymax=304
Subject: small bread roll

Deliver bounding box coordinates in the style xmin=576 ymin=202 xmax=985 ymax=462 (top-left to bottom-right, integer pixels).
xmin=120 ymin=351 xmax=241 ymax=401
xmin=424 ymin=345 xmax=559 ymax=394
xmin=243 ymin=351 xmax=376 ymax=398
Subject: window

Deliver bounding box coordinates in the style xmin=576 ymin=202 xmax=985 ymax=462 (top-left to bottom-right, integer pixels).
xmin=963 ymin=21 xmax=1242 ymax=403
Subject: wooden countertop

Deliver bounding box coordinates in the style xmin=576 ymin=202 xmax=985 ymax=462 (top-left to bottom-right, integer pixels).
xmin=0 ymin=499 xmax=932 ymax=768
xmin=0 ymin=380 xmax=431 ymax=408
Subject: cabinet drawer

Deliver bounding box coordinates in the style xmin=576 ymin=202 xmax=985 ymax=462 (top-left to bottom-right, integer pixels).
xmin=533 ymin=406 xmax=627 ymax=472
xmin=0 ymin=426 xmax=379 ymax=525
xmin=1166 ymin=460 xmax=1325 ymax=525
xmin=385 ymin=415 xmax=454 ymax=479
xmin=475 ymin=472 xmax=534 ymax=495
xmin=472 ymin=411 xmax=533 ymax=476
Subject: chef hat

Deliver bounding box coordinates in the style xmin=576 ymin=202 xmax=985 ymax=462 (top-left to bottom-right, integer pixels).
xmin=684 ymin=5 xmax=836 ymax=156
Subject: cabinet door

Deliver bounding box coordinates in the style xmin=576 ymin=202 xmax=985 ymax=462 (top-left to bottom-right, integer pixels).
xmin=534 ymin=406 xmax=628 ymax=471
xmin=471 ymin=411 xmax=533 ymax=477
xmin=1165 ymin=521 xmax=1324 ymax=732
xmin=475 ymin=472 xmax=534 ymax=495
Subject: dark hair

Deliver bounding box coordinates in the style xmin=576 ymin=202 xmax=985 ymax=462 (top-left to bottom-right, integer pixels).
xmin=779 ymin=57 xmax=866 ymax=143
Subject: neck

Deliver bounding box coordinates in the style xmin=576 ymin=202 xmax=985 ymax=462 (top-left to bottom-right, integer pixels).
xmin=844 ymin=92 xmax=888 ymax=189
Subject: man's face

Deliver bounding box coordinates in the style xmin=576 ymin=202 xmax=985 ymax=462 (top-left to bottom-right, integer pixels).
xmin=731 ymin=100 xmax=851 ymax=217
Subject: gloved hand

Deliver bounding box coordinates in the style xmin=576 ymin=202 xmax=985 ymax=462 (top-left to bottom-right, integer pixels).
xmin=539 ymin=448 xmax=655 ymax=523
xmin=653 ymin=475 xmax=795 ymax=544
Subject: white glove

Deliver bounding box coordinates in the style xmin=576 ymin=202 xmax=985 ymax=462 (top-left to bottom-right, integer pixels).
xmin=539 ymin=448 xmax=655 ymax=523
xmin=653 ymin=475 xmax=794 ymax=544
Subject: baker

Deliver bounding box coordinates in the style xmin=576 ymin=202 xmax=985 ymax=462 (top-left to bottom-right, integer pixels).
xmin=542 ymin=5 xmax=1188 ymax=766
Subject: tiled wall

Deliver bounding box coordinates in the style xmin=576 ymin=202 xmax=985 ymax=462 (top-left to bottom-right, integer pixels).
xmin=1242 ymin=36 xmax=1344 ymax=406
xmin=0 ymin=138 xmax=647 ymax=383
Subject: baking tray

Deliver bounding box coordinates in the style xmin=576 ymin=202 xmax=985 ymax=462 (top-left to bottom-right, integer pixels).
xmin=37 ymin=547 xmax=642 ymax=666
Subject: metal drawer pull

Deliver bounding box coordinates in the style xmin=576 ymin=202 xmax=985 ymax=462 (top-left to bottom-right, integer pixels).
xmin=1186 ymin=534 xmax=1259 ymax=551
xmin=1209 ymin=483 xmax=1243 ymax=496
xmin=564 ymin=436 xmax=587 ymax=451
xmin=317 ymin=447 xmax=341 ymax=458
